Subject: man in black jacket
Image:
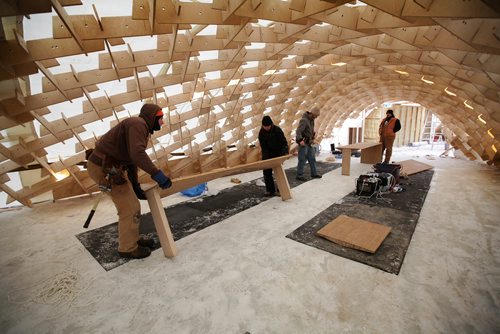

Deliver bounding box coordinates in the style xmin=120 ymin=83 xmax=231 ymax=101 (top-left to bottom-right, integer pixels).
xmin=258 ymin=116 xmax=289 ymax=196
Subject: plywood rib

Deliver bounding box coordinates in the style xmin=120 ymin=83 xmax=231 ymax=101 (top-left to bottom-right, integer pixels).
xmin=0 ymin=0 xmax=499 ymax=206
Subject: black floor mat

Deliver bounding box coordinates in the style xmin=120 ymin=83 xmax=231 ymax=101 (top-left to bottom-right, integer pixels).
xmin=286 ymin=170 xmax=434 ymax=275
xmin=76 ymin=161 xmax=341 ymax=270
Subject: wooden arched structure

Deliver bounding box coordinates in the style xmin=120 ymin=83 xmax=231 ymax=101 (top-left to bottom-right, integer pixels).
xmin=0 ymin=0 xmax=499 ymax=206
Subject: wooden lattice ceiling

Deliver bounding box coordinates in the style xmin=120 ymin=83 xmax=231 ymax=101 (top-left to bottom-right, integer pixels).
xmin=1 ymin=0 xmax=499 ymax=207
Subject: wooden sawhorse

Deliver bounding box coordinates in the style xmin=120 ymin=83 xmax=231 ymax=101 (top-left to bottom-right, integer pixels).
xmin=142 ymin=155 xmax=292 ymax=258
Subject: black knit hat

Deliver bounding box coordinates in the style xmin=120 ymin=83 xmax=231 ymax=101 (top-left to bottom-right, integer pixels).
xmin=262 ymin=116 xmax=273 ymax=126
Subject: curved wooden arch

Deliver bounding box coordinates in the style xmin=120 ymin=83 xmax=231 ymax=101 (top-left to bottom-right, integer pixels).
xmin=0 ymin=0 xmax=499 ymax=206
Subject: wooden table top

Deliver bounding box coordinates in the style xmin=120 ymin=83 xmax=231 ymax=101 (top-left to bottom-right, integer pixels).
xmin=337 ymin=142 xmax=382 ymax=150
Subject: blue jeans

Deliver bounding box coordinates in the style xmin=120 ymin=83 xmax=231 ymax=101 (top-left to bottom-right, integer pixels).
xmin=297 ymin=144 xmax=317 ymax=177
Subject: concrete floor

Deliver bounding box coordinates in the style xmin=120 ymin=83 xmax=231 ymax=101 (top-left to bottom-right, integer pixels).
xmin=0 ymin=146 xmax=499 ymax=333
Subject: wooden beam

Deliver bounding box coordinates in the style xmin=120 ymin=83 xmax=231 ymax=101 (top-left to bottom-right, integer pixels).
xmin=144 ymin=184 xmax=178 ymax=258
xmin=34 ymin=61 xmax=71 ymax=101
xmin=50 ymin=0 xmax=86 ymax=54
xmin=144 ymin=154 xmax=292 ymax=199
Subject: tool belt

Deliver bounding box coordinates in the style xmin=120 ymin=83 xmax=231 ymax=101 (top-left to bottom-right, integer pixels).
xmin=87 ymin=149 xmax=126 ymax=191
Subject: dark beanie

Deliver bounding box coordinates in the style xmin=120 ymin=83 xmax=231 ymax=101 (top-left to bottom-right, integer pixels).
xmin=262 ymin=116 xmax=273 ymax=126
xmin=386 ymin=109 xmax=394 ymax=116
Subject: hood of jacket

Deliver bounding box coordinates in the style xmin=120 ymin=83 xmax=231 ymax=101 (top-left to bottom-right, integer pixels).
xmin=139 ymin=103 xmax=161 ymax=134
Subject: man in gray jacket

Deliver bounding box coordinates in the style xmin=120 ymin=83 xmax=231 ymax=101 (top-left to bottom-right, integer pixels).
xmin=295 ymin=106 xmax=322 ymax=181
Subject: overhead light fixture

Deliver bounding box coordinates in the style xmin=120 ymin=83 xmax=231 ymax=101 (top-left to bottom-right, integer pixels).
xmin=400 ymin=102 xmax=421 ymax=107
xmin=492 ymin=144 xmax=497 ymax=153
xmin=264 ymin=69 xmax=276 ymax=75
xmin=394 ymin=70 xmax=409 ymax=75
xmin=421 ymin=76 xmax=434 ymax=84
xmin=487 ymin=128 xmax=494 ymax=139
xmin=464 ymin=100 xmax=474 ymax=109
xmin=477 ymin=114 xmax=486 ymax=124
xmin=444 ymin=87 xmax=456 ymax=96
xmin=332 ymin=62 xmax=347 ymax=66
xmin=298 ymin=64 xmax=312 ymax=69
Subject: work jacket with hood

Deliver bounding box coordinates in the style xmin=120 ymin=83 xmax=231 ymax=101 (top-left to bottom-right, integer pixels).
xmin=296 ymin=112 xmax=315 ymax=145
xmin=258 ymin=124 xmax=289 ymax=160
xmin=379 ymin=116 xmax=401 ymax=138
xmin=93 ymin=105 xmax=160 ymax=176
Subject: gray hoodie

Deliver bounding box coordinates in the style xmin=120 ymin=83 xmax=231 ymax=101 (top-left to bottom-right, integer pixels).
xmin=295 ymin=112 xmax=315 ymax=145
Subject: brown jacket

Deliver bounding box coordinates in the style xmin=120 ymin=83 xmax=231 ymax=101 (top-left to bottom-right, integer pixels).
xmin=94 ymin=105 xmax=160 ymax=176
xmin=379 ymin=116 xmax=400 ymax=138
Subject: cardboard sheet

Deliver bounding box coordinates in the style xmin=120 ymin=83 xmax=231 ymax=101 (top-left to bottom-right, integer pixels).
xmin=317 ymin=214 xmax=391 ymax=253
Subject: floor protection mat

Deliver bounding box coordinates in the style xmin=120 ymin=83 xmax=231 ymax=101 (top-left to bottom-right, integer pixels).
xmin=76 ymin=161 xmax=341 ymax=271
xmin=286 ymin=170 xmax=434 ymax=275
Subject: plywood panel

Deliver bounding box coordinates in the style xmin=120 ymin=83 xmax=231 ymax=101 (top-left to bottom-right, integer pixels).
xmin=396 ymin=159 xmax=433 ymax=175
xmin=317 ymin=214 xmax=391 ymax=254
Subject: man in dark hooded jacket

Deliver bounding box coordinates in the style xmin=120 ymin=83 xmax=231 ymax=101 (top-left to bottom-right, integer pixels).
xmin=87 ymin=103 xmax=172 ymax=259
xmin=258 ymin=116 xmax=289 ymax=196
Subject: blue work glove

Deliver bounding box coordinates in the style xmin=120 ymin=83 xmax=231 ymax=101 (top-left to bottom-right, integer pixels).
xmin=152 ymin=170 xmax=172 ymax=189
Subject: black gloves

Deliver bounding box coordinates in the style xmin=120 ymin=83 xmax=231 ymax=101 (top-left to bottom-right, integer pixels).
xmin=126 ymin=165 xmax=147 ymax=200
xmin=132 ymin=183 xmax=147 ymax=200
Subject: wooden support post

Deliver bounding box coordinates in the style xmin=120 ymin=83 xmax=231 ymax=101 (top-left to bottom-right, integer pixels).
xmin=272 ymin=164 xmax=291 ymax=200
xmin=340 ymin=148 xmax=352 ymax=176
xmin=82 ymin=87 xmax=103 ymax=120
xmin=104 ymin=39 xmax=121 ymax=80
xmin=144 ymin=184 xmax=178 ymax=257
xmin=34 ymin=61 xmax=71 ymax=101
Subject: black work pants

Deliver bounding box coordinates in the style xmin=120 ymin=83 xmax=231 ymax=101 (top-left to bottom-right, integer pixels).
xmin=263 ymin=168 xmax=276 ymax=193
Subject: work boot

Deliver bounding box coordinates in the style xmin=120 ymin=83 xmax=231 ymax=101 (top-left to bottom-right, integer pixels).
xmin=311 ymin=174 xmax=322 ymax=179
xmin=264 ymin=191 xmax=276 ymax=197
xmin=137 ymin=237 xmax=155 ymax=249
xmin=296 ymin=176 xmax=307 ymax=181
xmin=118 ymin=245 xmax=151 ymax=259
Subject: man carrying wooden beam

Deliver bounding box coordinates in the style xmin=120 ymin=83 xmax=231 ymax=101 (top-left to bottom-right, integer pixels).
xmin=87 ymin=103 xmax=173 ymax=259
xmin=258 ymin=116 xmax=289 ymax=196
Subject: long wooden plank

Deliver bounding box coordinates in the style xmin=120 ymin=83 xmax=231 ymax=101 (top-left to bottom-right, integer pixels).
xmin=143 ymin=155 xmax=292 ymax=200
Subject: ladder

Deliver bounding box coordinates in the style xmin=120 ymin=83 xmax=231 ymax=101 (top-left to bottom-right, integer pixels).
xmin=420 ymin=111 xmax=444 ymax=150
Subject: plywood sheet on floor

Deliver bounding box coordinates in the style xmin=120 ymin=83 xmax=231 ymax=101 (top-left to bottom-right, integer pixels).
xmin=397 ymin=159 xmax=433 ymax=175
xmin=287 ymin=170 xmax=434 ymax=275
xmin=317 ymin=215 xmax=391 ymax=253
